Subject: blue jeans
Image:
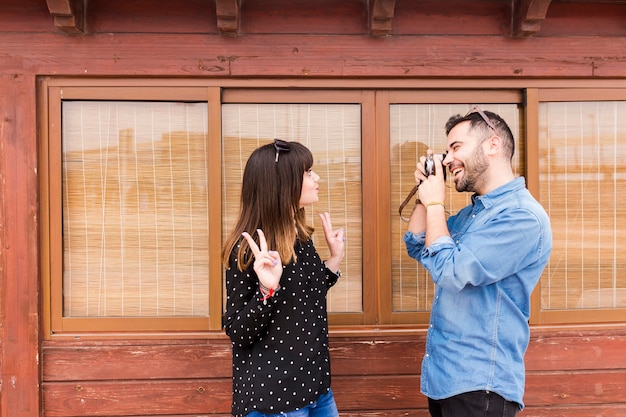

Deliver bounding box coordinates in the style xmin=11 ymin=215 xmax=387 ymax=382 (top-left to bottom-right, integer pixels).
xmin=428 ymin=391 xmax=519 ymax=417
xmin=245 ymin=389 xmax=339 ymax=417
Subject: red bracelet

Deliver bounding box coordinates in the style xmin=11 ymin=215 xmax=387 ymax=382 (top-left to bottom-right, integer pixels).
xmin=260 ymin=284 xmax=280 ymax=302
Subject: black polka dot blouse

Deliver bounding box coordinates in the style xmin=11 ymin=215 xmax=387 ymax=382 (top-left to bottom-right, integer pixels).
xmin=223 ymin=239 xmax=340 ymax=417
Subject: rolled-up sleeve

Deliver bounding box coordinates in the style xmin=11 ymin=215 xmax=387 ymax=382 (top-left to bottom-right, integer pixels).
xmin=403 ymin=230 xmax=426 ymax=260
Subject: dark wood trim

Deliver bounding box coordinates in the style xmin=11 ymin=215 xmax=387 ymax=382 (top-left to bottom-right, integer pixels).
xmin=370 ymin=0 xmax=396 ymax=36
xmin=512 ymin=0 xmax=553 ymax=37
xmin=46 ymin=0 xmax=85 ymax=34
xmin=215 ymin=0 xmax=240 ymax=35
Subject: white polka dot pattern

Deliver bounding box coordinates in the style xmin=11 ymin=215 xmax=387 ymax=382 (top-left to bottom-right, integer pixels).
xmin=223 ymin=239 xmax=340 ymax=417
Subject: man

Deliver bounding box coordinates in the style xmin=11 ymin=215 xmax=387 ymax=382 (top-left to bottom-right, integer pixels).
xmin=404 ymin=107 xmax=552 ymax=417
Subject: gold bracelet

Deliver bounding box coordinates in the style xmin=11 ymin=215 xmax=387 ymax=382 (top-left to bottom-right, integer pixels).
xmin=425 ymin=201 xmax=445 ymax=208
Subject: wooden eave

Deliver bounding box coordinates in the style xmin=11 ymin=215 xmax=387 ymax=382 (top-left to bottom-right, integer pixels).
xmin=44 ymin=0 xmax=625 ymax=38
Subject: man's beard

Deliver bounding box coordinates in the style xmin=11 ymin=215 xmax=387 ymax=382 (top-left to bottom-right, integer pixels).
xmin=454 ymin=147 xmax=488 ymax=193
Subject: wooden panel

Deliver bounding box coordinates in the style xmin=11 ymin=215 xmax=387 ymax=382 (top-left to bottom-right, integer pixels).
xmin=1 ymin=32 xmax=625 ymax=78
xmin=38 ymin=329 xmax=626 ymax=416
xmin=241 ymin=0 xmax=366 ymax=34
xmin=0 ymin=74 xmax=41 ymax=417
xmin=42 ymin=379 xmax=233 ymax=416
xmin=331 ymin=338 xmax=423 ymax=376
xmin=526 ymin=371 xmax=626 ymax=406
xmin=88 ymin=0 xmax=217 ymax=34
xmin=334 ymin=375 xmax=425 ymax=410
xmin=522 ymin=405 xmax=626 ymax=416
xmin=42 ymin=341 xmax=232 ymax=381
xmin=394 ymin=0 xmax=509 ymax=35
xmin=539 ymin=2 xmax=626 ymax=36
xmin=41 ymin=376 xmax=426 ymax=416
xmin=42 ymin=337 xmax=424 ymax=381
xmin=526 ymin=333 xmax=626 ymax=371
xmin=0 ymin=0 xmax=53 ymax=32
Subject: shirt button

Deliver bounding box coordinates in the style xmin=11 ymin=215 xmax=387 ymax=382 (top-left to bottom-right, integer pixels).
xmin=425 ymin=353 xmax=430 ymax=358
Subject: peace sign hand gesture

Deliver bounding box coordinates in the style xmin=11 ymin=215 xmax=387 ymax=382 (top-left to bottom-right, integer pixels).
xmin=241 ymin=229 xmax=282 ymax=291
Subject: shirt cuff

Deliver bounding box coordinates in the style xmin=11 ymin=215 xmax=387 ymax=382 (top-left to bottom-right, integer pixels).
xmin=424 ymin=235 xmax=455 ymax=256
xmin=403 ymin=230 xmax=425 ymax=244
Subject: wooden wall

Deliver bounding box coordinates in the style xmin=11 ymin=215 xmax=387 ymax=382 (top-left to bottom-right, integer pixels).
xmin=1 ymin=0 xmax=626 ymax=416
xmin=40 ymin=329 xmax=626 ymax=416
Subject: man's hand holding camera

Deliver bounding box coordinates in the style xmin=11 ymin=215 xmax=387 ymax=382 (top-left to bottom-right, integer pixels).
xmin=416 ymin=150 xmax=447 ymax=209
xmin=408 ymin=149 xmax=450 ymax=246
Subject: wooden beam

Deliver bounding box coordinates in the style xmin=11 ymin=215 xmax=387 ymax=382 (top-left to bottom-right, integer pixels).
xmin=215 ymin=0 xmax=241 ymax=35
xmin=46 ymin=0 xmax=85 ymax=34
xmin=512 ymin=0 xmax=552 ymax=37
xmin=370 ymin=0 xmax=396 ymax=36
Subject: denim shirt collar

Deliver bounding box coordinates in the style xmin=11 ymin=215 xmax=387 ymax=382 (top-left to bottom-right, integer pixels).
xmin=471 ymin=177 xmax=526 ymax=211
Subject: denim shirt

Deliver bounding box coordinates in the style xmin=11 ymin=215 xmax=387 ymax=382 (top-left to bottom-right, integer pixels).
xmin=403 ymin=177 xmax=552 ymax=408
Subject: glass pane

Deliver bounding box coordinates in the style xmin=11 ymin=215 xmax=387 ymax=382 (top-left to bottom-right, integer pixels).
xmin=221 ymin=103 xmax=363 ymax=313
xmin=62 ymin=101 xmax=209 ymax=317
xmin=390 ymin=104 xmax=523 ymax=312
xmin=539 ymin=101 xmax=626 ymax=310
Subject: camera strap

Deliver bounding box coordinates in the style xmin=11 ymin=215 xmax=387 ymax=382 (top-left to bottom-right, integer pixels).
xmin=398 ymin=184 xmax=419 ymax=222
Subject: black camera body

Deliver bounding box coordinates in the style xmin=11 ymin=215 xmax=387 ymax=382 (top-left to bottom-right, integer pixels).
xmin=424 ymin=152 xmax=447 ymax=180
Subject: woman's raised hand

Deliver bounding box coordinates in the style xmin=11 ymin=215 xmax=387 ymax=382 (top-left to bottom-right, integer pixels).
xmin=319 ymin=212 xmax=345 ymax=274
xmin=241 ymin=229 xmax=282 ymax=290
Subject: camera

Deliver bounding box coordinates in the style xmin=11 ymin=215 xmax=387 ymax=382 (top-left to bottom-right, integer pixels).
xmin=424 ymin=152 xmax=447 ymax=180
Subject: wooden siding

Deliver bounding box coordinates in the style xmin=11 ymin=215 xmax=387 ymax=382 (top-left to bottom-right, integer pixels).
xmin=40 ymin=329 xmax=626 ymax=416
xmin=1 ymin=1 xmax=626 ymax=416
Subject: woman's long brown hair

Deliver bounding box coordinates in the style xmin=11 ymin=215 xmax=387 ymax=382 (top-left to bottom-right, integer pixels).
xmin=221 ymin=140 xmax=315 ymax=271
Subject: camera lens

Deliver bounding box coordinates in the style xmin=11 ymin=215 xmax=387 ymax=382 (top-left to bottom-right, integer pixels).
xmin=423 ymin=153 xmax=447 ymax=180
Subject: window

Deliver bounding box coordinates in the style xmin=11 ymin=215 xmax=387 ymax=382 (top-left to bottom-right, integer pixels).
xmin=41 ymin=83 xmax=223 ymax=334
xmin=220 ymin=90 xmax=377 ymax=325
xmin=532 ymin=90 xmax=626 ymax=323
xmin=221 ymin=102 xmax=363 ymax=313
xmin=61 ymin=101 xmax=209 ymax=316
xmin=40 ymin=79 xmax=626 ymax=336
xmin=380 ymin=91 xmax=524 ymax=324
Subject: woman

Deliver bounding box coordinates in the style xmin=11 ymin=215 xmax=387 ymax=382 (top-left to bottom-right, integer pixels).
xmin=222 ymin=139 xmax=345 ymax=417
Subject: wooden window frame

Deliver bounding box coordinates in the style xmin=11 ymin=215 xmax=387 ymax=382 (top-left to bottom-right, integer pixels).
xmin=527 ymin=88 xmax=626 ymax=325
xmin=39 ymin=78 xmax=626 ymax=338
xmin=376 ymin=90 xmax=525 ymax=325
xmin=40 ymin=80 xmax=224 ymax=336
xmin=221 ymin=89 xmax=378 ymax=326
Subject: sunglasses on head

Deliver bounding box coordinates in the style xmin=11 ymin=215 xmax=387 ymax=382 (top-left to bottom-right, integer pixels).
xmin=274 ymin=138 xmax=291 ymax=163
xmin=465 ymin=106 xmax=497 ymax=132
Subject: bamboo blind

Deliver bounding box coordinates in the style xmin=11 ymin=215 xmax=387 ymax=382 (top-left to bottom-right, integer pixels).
xmin=62 ymin=101 xmax=210 ymax=317
xmin=539 ymin=101 xmax=626 ymax=309
xmin=221 ymin=103 xmax=363 ymax=313
xmin=389 ymin=104 xmax=523 ymax=312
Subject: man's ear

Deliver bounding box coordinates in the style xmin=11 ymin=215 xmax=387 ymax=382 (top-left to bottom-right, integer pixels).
xmin=484 ymin=134 xmax=501 ymax=156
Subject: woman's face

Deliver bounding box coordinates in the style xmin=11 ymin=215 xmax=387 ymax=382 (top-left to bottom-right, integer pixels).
xmin=299 ymin=168 xmax=320 ymax=208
